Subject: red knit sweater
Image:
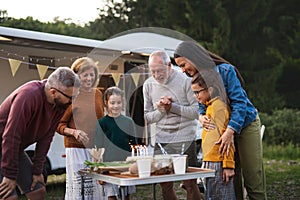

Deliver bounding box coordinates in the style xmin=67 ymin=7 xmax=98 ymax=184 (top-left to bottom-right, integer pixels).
xmin=0 ymin=80 xmax=66 ymax=179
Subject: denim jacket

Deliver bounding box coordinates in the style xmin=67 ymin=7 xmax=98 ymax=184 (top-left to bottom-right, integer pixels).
xmin=198 ymin=63 xmax=257 ymax=134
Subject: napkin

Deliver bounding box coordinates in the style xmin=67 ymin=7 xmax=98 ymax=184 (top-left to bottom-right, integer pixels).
xmin=89 ymin=147 xmax=105 ymax=163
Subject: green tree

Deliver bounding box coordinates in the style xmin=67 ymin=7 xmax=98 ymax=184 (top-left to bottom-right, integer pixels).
xmin=262 ymin=0 xmax=300 ymax=110
xmin=1 ymin=0 xmax=300 ymax=112
xmin=0 ymin=12 xmax=94 ymax=39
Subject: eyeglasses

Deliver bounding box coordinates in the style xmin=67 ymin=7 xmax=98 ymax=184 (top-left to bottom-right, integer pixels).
xmin=51 ymin=87 xmax=75 ymax=101
xmin=150 ymin=68 xmax=167 ymax=75
xmin=193 ymin=88 xmax=207 ymax=96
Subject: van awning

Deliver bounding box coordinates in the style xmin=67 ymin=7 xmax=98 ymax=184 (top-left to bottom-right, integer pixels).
xmin=97 ymin=30 xmax=187 ymax=58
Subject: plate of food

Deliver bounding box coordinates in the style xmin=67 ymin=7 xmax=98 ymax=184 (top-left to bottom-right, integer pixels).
xmin=84 ymin=160 xmax=132 ymax=172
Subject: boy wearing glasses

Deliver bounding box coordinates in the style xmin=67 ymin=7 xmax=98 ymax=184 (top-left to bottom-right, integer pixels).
xmin=191 ymin=70 xmax=235 ymax=200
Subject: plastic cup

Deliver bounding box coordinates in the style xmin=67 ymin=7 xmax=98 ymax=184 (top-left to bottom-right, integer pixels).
xmin=153 ymin=154 xmax=172 ymax=169
xmin=172 ymin=155 xmax=187 ymax=174
xmin=136 ymin=158 xmax=152 ymax=178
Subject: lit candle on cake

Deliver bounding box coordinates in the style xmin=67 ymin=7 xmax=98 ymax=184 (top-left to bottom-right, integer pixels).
xmin=130 ymin=145 xmax=134 ymax=157
xmin=146 ymin=145 xmax=149 ymax=156
xmin=136 ymin=146 xmax=139 ymax=156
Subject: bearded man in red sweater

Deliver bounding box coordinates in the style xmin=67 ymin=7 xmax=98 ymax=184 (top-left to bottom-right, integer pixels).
xmin=0 ymin=67 xmax=80 ymax=200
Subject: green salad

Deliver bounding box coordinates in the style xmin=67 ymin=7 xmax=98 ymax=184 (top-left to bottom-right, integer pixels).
xmin=84 ymin=160 xmax=131 ymax=168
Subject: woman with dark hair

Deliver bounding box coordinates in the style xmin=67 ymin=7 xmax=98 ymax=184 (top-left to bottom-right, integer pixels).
xmin=174 ymin=41 xmax=266 ymax=200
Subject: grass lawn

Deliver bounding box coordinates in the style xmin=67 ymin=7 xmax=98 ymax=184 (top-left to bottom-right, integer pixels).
xmin=265 ymin=160 xmax=300 ymax=199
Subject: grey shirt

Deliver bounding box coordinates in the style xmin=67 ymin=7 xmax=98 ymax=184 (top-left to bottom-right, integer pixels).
xmin=143 ymin=69 xmax=198 ymax=143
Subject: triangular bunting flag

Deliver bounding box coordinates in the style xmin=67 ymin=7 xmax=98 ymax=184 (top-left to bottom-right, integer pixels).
xmin=8 ymin=58 xmax=21 ymax=77
xmin=112 ymin=73 xmax=121 ymax=86
xmin=36 ymin=64 xmax=48 ymax=80
xmin=131 ymin=73 xmax=140 ymax=87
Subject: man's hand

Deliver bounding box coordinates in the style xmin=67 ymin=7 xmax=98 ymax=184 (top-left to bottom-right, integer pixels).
xmin=0 ymin=177 xmax=16 ymax=199
xmin=31 ymin=174 xmax=45 ymax=191
xmin=156 ymin=100 xmax=166 ymax=113
xmin=159 ymin=96 xmax=172 ymax=112
xmin=164 ymin=96 xmax=172 ymax=112
xmin=163 ymin=103 xmax=172 ymax=112
xmin=160 ymin=96 xmax=172 ymax=105
xmin=215 ymin=128 xmax=235 ymax=156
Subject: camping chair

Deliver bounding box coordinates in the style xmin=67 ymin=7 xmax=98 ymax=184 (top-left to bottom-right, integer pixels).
xmin=260 ymin=124 xmax=265 ymax=140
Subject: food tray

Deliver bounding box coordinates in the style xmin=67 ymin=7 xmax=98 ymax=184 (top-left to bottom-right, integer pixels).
xmin=79 ymin=167 xmax=215 ymax=186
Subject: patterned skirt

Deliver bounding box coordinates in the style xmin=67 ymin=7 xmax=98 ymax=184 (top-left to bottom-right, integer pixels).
xmin=65 ymin=148 xmax=104 ymax=200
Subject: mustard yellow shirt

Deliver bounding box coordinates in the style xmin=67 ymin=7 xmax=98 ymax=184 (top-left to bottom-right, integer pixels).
xmin=202 ymin=97 xmax=234 ymax=169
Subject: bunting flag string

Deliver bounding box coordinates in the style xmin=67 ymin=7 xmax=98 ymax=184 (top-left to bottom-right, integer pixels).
xmin=112 ymin=73 xmax=121 ymax=86
xmin=1 ymin=56 xmax=57 ymax=70
xmin=1 ymin=56 xmax=147 ymax=84
xmin=1 ymin=56 xmax=56 ymax=80
xmin=0 ymin=49 xmax=81 ymax=63
xmin=36 ymin=64 xmax=49 ymax=80
xmin=131 ymin=73 xmax=140 ymax=87
xmin=8 ymin=58 xmax=21 ymax=77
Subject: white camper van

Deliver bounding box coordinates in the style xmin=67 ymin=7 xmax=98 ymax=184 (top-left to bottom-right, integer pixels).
xmin=0 ymin=26 xmax=184 ymax=180
xmin=25 ymin=133 xmax=66 ymax=176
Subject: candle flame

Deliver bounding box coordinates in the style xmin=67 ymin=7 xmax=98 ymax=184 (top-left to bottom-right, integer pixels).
xmin=128 ymin=144 xmax=149 ymax=157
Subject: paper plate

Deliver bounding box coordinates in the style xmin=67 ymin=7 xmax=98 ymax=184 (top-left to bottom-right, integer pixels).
xmin=97 ymin=162 xmax=131 ymax=172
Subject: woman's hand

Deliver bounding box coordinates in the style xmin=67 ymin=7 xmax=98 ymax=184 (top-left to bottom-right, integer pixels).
xmin=199 ymin=115 xmax=216 ymax=131
xmin=73 ymin=130 xmax=89 ymax=145
xmin=215 ymin=128 xmax=235 ymax=156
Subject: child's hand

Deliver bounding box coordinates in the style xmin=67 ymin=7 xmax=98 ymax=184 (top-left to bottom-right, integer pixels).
xmin=98 ymin=180 xmax=106 ymax=185
xmin=222 ymin=168 xmax=235 ymax=184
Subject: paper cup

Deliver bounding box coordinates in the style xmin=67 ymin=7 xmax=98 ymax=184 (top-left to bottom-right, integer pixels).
xmin=136 ymin=158 xmax=152 ymax=178
xmin=172 ymin=155 xmax=187 ymax=174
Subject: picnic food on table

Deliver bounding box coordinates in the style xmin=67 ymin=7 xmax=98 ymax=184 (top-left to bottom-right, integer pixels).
xmin=84 ymin=154 xmax=179 ymax=175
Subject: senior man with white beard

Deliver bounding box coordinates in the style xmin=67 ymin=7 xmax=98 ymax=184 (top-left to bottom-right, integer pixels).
xmin=143 ymin=50 xmax=202 ymax=200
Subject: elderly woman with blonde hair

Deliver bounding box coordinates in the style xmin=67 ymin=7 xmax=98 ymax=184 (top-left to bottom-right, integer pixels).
xmin=57 ymin=57 xmax=104 ymax=200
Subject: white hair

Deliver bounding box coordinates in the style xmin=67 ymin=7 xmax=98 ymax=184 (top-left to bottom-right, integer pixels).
xmin=148 ymin=50 xmax=171 ymax=66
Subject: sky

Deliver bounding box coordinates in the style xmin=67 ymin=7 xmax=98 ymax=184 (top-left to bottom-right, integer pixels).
xmin=1 ymin=0 xmax=104 ymax=25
